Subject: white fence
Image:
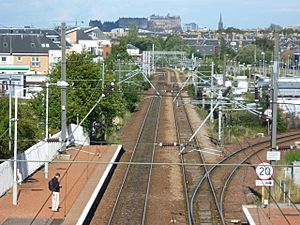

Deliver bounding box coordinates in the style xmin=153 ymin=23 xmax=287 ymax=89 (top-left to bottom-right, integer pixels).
xmin=0 ymin=124 xmax=89 ymax=197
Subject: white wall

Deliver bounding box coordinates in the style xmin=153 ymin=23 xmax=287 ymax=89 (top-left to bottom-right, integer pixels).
xmin=0 ymin=124 xmax=89 ymax=197
xmin=0 ymin=54 xmax=13 ymax=65
xmin=127 ymin=48 xmax=140 ymax=56
xmin=49 ymin=50 xmax=62 ymax=70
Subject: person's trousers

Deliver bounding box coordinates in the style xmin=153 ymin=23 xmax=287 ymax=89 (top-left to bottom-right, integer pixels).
xmin=52 ymin=191 xmax=59 ymax=211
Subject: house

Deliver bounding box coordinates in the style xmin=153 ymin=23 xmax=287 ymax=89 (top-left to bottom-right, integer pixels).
xmin=0 ymin=33 xmax=61 ymax=74
xmin=127 ymin=44 xmax=140 ymax=57
xmin=66 ymin=27 xmax=111 ymax=61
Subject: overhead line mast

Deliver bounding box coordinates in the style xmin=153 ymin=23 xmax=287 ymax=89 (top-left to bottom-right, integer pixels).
xmin=61 ymin=22 xmax=67 ymax=153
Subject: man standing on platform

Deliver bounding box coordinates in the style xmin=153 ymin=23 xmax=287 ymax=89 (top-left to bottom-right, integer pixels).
xmin=49 ymin=172 xmax=61 ymax=212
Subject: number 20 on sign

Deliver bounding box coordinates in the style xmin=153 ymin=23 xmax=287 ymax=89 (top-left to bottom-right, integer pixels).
xmin=256 ymin=162 xmax=273 ymax=180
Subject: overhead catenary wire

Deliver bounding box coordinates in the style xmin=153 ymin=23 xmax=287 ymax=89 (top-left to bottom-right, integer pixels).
xmin=3 ymin=83 xmax=300 ymax=105
xmin=2 ymin=159 xmax=300 ymax=167
xmin=228 ymin=136 xmax=299 ymax=224
xmin=28 ymin=129 xmax=91 ymax=222
xmin=244 ymin=139 xmax=300 ymax=214
xmin=0 ymin=128 xmax=9 ymax=140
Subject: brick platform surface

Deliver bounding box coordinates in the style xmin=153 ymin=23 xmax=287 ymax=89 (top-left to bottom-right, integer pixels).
xmin=244 ymin=204 xmax=300 ymax=225
xmin=0 ymin=145 xmax=118 ymax=225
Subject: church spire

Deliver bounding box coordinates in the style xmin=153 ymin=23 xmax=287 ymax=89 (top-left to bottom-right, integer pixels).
xmin=218 ymin=13 xmax=224 ymax=30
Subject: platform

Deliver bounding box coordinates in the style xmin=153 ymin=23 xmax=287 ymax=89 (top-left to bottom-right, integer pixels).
xmin=243 ymin=204 xmax=300 ymax=225
xmin=0 ymin=145 xmax=122 ymax=225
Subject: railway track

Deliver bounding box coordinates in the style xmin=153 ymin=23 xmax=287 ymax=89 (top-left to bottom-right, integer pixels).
xmin=171 ymin=69 xmax=223 ymax=225
xmin=170 ymin=68 xmax=300 ymax=224
xmin=107 ymin=74 xmax=163 ymax=225
xmin=191 ymin=129 xmax=300 ymax=223
xmin=220 ymin=131 xmax=300 ymax=222
xmin=91 ymin=68 xmax=300 ymax=225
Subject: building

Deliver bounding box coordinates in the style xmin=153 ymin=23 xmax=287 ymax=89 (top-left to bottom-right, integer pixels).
xmin=116 ymin=17 xmax=148 ymax=29
xmin=66 ymin=27 xmax=111 ymax=61
xmin=218 ymin=13 xmax=224 ymax=30
xmin=126 ymin=44 xmax=140 ymax=57
xmin=0 ymin=33 xmax=61 ymax=74
xmin=256 ymin=76 xmax=300 ymax=97
xmin=149 ymin=14 xmax=182 ymax=32
xmin=89 ymin=20 xmax=102 ymax=29
xmin=183 ymin=23 xmax=199 ymax=32
xmin=184 ymin=38 xmax=219 ymax=56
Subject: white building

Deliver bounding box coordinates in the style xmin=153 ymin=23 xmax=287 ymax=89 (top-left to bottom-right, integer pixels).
xmin=66 ymin=27 xmax=111 ymax=61
xmin=48 ymin=49 xmax=62 ymax=71
xmin=233 ymin=76 xmax=249 ymax=95
xmin=127 ymin=44 xmax=140 ymax=57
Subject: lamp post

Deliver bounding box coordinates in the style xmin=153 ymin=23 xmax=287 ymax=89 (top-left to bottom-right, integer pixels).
xmin=12 ymin=87 xmax=28 ymax=205
xmin=261 ymin=52 xmax=265 ymax=76
xmin=61 ymin=22 xmax=67 ymax=154
xmin=44 ymin=82 xmax=49 ymax=178
xmin=259 ymin=60 xmax=262 ymax=74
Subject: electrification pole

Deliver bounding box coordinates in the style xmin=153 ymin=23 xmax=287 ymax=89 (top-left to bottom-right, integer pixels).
xmin=192 ymin=54 xmax=197 ymax=97
xmin=9 ymin=34 xmax=13 ymax=155
xmin=269 ymin=30 xmax=280 ymax=204
xmin=152 ymin=44 xmax=155 ymax=73
xmin=118 ymin=59 xmax=121 ymax=91
xmin=61 ymin=22 xmax=67 ymax=153
xmin=210 ymin=62 xmax=214 ymax=121
xmin=8 ymin=78 xmax=12 ymax=154
xmin=147 ymin=51 xmax=151 ymax=76
xmin=102 ymin=62 xmax=105 ymax=90
xmin=45 ymin=82 xmax=49 ymax=178
xmin=271 ymin=31 xmax=279 ymax=152
xmin=223 ymin=54 xmax=226 ymax=86
xmin=218 ymin=104 xmax=222 ymax=143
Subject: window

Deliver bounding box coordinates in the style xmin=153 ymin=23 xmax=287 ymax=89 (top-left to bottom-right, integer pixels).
xmin=31 ymin=57 xmax=40 ymax=67
xmin=53 ymin=57 xmax=61 ymax=63
xmin=1 ymin=56 xmax=7 ymax=62
xmin=17 ymin=56 xmax=22 ymax=62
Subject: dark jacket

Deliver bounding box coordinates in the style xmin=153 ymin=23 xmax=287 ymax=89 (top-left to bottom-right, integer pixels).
xmin=51 ymin=177 xmax=60 ymax=192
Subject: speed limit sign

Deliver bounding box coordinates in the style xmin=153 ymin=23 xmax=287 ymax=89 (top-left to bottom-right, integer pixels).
xmin=256 ymin=162 xmax=273 ymax=180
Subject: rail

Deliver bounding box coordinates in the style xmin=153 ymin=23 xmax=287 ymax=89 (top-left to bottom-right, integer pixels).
xmin=170 ymin=68 xmax=224 ymax=225
xmin=107 ymin=75 xmax=163 ymax=225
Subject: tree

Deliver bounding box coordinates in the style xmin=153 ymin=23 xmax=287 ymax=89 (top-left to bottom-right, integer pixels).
xmin=105 ymin=39 xmax=130 ymax=71
xmin=237 ymin=44 xmax=261 ymax=65
xmin=163 ymin=35 xmax=189 ymax=51
xmin=0 ymin=96 xmax=43 ymax=158
xmin=133 ymin=36 xmax=164 ymax=52
xmin=265 ymin=24 xmax=282 ymax=33
xmin=127 ymin=22 xmax=138 ymax=43
xmin=255 ymin=37 xmax=274 ymax=52
xmin=31 ymin=52 xmax=126 ymax=136
xmin=31 ymin=51 xmax=150 ymax=143
xmin=220 ymin=37 xmax=236 ymax=58
xmin=223 ymin=27 xmax=245 ymax=34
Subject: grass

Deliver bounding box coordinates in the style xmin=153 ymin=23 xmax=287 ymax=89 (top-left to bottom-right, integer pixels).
xmin=207 ymin=121 xmax=265 ymax=145
xmin=106 ymin=111 xmax=132 ymax=144
xmin=273 ymin=150 xmax=300 ymax=203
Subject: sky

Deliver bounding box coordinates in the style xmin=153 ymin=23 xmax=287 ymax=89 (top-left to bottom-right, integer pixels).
xmin=1 ymin=0 xmax=300 ymax=29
